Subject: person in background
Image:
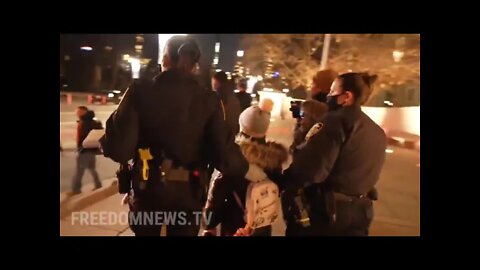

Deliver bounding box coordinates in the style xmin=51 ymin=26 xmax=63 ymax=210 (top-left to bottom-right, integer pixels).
xmin=207 ymin=71 xmax=243 ymax=181
xmin=235 ymin=79 xmax=252 ymax=112
xmin=311 ymin=69 xmax=338 ymax=103
xmin=67 ymin=106 xmax=103 ymax=196
xmin=211 ymin=71 xmax=241 ymax=140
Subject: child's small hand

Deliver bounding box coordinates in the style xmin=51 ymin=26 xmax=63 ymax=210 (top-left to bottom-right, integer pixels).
xmin=234 ymin=227 xmax=252 ymax=236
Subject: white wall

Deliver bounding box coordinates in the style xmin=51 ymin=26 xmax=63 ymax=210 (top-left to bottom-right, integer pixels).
xmin=361 ymin=106 xmax=420 ymax=136
xmin=258 ymin=92 xmax=420 ymax=136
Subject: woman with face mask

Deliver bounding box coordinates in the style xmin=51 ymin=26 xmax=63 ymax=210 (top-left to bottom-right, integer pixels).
xmin=282 ymin=72 xmax=386 ymax=236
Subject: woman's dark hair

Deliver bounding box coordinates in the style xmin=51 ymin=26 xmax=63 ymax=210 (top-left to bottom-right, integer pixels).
xmin=338 ymin=72 xmax=378 ymax=104
xmin=212 ymin=71 xmax=228 ymax=85
xmin=165 ymin=36 xmax=201 ymax=71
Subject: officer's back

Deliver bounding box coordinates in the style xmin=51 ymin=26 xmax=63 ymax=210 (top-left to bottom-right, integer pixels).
xmin=135 ymin=69 xmax=217 ymax=165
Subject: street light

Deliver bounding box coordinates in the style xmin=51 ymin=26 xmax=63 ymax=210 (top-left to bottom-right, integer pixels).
xmin=237 ymin=50 xmax=244 ymax=57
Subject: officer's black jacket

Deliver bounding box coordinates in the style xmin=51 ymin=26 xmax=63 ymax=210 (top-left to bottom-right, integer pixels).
xmin=100 ymin=69 xmax=248 ymax=179
xmin=284 ymin=105 xmax=386 ymax=196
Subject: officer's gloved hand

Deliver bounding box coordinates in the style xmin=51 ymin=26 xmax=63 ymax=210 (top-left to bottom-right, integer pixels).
xmin=245 ymin=164 xmax=267 ymax=183
xmin=121 ymin=193 xmax=130 ymax=205
xmin=280 ymin=169 xmax=301 ymax=204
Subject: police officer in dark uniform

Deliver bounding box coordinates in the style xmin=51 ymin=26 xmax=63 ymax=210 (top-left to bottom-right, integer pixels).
xmin=282 ymin=72 xmax=386 ymax=236
xmin=100 ymin=36 xmax=249 ymax=236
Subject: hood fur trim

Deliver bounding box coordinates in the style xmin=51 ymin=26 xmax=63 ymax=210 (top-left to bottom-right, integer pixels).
xmin=238 ymin=140 xmax=289 ymax=171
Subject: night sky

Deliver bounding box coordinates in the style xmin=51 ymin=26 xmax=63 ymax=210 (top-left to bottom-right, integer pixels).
xmin=60 ymin=34 xmax=242 ymax=72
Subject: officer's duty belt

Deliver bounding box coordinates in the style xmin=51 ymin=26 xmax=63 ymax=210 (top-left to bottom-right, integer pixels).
xmin=162 ymin=167 xmax=190 ymax=182
xmin=333 ymin=192 xmax=368 ymax=202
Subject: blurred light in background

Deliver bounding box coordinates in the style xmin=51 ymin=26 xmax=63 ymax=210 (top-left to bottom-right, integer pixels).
xmin=282 ymin=89 xmax=289 ymax=93
xmin=384 ymin=100 xmax=394 ymax=107
xmin=386 ymin=149 xmax=394 ymax=154
xmin=123 ymin=54 xmax=130 ymax=61
xmin=128 ymin=57 xmax=141 ymax=79
xmin=108 ymin=93 xmax=114 ymax=98
xmin=80 ymin=46 xmax=92 ymax=51
xmin=247 ymin=76 xmax=257 ymax=93
xmin=215 ymin=42 xmax=220 ymax=53
xmin=391 ymin=136 xmax=406 ymax=144
xmin=392 ymin=50 xmax=405 ymax=62
xmin=237 ymin=50 xmax=244 ymax=57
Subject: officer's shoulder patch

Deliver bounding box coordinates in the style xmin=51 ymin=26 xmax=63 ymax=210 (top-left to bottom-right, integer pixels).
xmin=305 ymin=122 xmax=324 ymax=142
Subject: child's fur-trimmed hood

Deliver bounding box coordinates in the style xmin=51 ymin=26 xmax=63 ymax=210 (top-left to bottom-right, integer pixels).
xmin=236 ymin=137 xmax=289 ymax=171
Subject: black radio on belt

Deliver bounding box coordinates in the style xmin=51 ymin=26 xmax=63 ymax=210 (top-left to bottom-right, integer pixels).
xmin=116 ymin=163 xmax=132 ymax=194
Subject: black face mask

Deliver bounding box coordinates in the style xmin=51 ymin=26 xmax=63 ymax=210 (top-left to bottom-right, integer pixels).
xmin=326 ymin=94 xmax=345 ymax=111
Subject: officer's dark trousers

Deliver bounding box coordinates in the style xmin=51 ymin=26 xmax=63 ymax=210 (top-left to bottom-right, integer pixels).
xmin=286 ymin=198 xmax=374 ymax=236
xmin=128 ymin=180 xmax=204 ymax=236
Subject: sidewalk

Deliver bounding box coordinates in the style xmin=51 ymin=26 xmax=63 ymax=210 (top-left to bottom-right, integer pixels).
xmin=60 ymin=191 xmax=419 ymax=236
xmin=61 ymin=194 xmax=131 ymax=236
